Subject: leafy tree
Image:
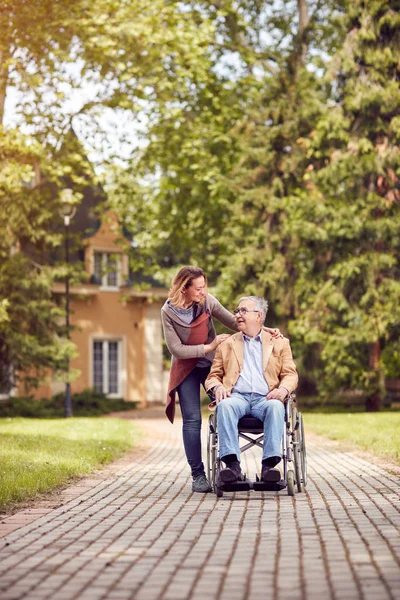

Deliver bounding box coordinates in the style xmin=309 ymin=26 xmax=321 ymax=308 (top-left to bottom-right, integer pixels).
xmin=0 ymin=0 xmax=116 ymax=391
xmin=106 ymin=1 xmax=268 ymax=280
xmin=107 ymin=0 xmax=400 ymax=412
xmin=289 ymin=0 xmax=400 ymax=410
xmin=212 ymin=0 xmax=344 ymax=384
xmin=0 ymin=128 xmax=71 ymax=392
xmin=106 ymin=2 xmax=333 ymax=273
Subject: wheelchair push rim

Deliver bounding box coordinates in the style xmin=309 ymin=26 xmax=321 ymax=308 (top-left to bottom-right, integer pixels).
xmin=299 ymin=412 xmax=307 ymax=488
xmin=207 ymin=413 xmax=222 ymax=496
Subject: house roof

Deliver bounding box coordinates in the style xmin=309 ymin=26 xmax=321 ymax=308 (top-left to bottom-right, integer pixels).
xmin=23 ymin=129 xmax=166 ymax=293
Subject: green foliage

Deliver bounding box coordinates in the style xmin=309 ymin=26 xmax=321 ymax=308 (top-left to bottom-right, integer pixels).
xmin=0 ymin=129 xmax=63 ymax=391
xmin=0 ymin=127 xmax=93 ymax=392
xmin=0 ymin=389 xmax=136 ymax=418
xmin=290 ymin=0 xmax=400 ymax=405
xmin=381 ymin=340 xmax=400 ymax=378
xmin=106 ymin=1 xmax=399 ymax=410
xmin=106 ymin=1 xmax=345 ymax=284
xmin=0 ymin=299 xmax=9 ymax=324
xmin=105 ymin=2 xmax=255 ymax=279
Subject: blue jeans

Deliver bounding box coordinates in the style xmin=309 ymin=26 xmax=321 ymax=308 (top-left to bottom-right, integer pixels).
xmin=217 ymin=392 xmax=285 ymax=462
xmin=176 ymin=366 xmax=210 ymax=479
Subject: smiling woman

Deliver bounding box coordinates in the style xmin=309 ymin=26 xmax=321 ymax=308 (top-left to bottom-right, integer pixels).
xmin=161 ymin=266 xmax=281 ymax=493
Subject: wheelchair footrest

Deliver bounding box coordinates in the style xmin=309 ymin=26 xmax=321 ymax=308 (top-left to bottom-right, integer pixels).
xmin=217 ymin=479 xmax=287 ymax=492
xmin=218 ymin=480 xmax=252 ymax=492
xmin=253 ymin=479 xmax=286 ymax=492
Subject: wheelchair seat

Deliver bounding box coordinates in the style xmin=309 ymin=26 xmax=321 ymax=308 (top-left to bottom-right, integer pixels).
xmin=238 ymin=416 xmax=264 ymax=433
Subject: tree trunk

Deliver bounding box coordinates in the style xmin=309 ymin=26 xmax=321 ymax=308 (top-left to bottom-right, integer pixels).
xmin=297 ymin=0 xmax=309 ymax=62
xmin=0 ymin=49 xmax=9 ymax=126
xmin=365 ymin=341 xmax=384 ymax=412
xmin=0 ymin=0 xmax=12 ymax=126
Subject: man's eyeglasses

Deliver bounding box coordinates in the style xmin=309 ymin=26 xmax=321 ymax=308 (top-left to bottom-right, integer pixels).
xmin=233 ymin=308 xmax=260 ymax=316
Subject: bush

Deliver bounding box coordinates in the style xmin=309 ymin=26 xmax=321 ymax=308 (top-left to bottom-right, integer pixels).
xmin=0 ymin=389 xmax=137 ymax=418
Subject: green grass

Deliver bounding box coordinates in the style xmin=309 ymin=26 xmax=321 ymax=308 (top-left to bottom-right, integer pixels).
xmin=304 ymin=411 xmax=400 ymax=464
xmin=0 ymin=417 xmax=140 ymax=513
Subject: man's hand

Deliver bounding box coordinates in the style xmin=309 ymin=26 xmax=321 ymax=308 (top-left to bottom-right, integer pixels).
xmin=266 ymin=388 xmax=287 ymax=403
xmin=215 ymin=384 xmax=231 ymax=404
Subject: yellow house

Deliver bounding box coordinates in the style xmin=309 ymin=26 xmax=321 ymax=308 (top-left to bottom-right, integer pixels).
xmin=31 ymin=210 xmax=168 ymax=407
xmin=10 ymin=130 xmax=168 ymax=407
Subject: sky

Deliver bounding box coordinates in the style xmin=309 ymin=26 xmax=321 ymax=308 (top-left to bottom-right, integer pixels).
xmin=4 ymin=82 xmax=146 ymax=174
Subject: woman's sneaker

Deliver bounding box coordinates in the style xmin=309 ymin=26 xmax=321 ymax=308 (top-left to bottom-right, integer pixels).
xmin=192 ymin=474 xmax=212 ymax=493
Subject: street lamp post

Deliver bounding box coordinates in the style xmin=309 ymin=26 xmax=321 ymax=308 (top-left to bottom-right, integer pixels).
xmin=59 ymin=189 xmax=77 ymax=418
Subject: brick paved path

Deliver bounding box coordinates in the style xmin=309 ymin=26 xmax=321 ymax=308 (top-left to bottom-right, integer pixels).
xmin=0 ymin=416 xmax=399 ymax=600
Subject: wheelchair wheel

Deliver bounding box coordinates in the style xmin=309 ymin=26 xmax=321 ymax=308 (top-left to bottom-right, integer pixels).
xmin=207 ymin=414 xmax=216 ymax=486
xmin=299 ymin=412 xmax=307 ymax=488
xmin=216 ymin=479 xmax=223 ymax=498
xmin=287 ymin=470 xmax=295 ymax=496
xmin=207 ymin=413 xmax=222 ymax=496
xmin=213 ymin=455 xmax=223 ymax=496
xmin=290 ymin=405 xmax=303 ymax=492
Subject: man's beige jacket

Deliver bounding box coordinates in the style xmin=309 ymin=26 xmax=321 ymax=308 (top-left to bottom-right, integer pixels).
xmin=205 ymin=330 xmax=298 ymax=395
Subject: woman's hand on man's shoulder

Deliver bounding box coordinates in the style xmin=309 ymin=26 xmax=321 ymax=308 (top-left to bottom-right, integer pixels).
xmin=263 ymin=327 xmax=283 ymax=339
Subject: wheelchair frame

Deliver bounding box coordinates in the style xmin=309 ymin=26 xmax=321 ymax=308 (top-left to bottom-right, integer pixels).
xmin=206 ymin=394 xmax=307 ymax=497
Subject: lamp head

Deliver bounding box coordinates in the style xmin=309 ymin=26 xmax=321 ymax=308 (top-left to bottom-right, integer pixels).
xmin=59 ymin=188 xmax=78 ymax=224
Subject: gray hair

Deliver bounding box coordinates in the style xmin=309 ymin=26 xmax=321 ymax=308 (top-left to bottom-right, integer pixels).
xmin=238 ymin=296 xmax=269 ymax=322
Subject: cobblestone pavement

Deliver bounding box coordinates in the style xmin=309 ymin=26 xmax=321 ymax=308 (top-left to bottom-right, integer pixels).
xmin=0 ymin=416 xmax=399 ymax=600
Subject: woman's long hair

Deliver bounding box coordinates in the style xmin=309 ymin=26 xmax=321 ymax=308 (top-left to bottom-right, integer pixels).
xmin=168 ymin=266 xmax=207 ymax=308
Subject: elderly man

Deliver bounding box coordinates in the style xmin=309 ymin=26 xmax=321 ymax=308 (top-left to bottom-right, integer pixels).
xmin=205 ymin=296 xmax=298 ymax=484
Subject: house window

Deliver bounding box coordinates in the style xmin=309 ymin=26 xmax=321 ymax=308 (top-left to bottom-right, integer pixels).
xmin=0 ymin=363 xmax=13 ymax=399
xmin=93 ymin=252 xmax=120 ymax=288
xmin=93 ymin=340 xmax=121 ymax=396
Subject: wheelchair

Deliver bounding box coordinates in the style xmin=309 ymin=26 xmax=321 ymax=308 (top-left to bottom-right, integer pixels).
xmin=206 ymin=392 xmax=307 ymax=497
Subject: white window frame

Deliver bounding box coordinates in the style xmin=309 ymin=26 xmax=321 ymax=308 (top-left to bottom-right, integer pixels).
xmin=89 ymin=335 xmax=126 ymax=399
xmin=93 ymin=251 xmax=122 ymax=290
xmin=0 ymin=364 xmax=15 ymax=400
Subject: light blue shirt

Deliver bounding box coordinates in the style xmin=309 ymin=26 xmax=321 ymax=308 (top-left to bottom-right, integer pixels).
xmin=232 ymin=331 xmax=270 ymax=396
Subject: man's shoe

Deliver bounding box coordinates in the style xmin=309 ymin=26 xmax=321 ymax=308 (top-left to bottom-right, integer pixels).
xmin=219 ymin=460 xmax=242 ymax=483
xmin=192 ymin=474 xmax=212 ymax=493
xmin=261 ymin=464 xmax=281 ymax=483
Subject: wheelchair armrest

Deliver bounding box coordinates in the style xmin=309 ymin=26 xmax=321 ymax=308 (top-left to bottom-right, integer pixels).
xmin=206 ymin=387 xmax=217 ymax=410
xmin=206 ymin=387 xmax=216 ymax=402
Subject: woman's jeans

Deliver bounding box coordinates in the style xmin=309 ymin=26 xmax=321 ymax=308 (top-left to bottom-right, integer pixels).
xmin=176 ymin=366 xmax=210 ymax=479
xmin=217 ymin=392 xmax=285 ymax=462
